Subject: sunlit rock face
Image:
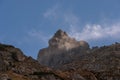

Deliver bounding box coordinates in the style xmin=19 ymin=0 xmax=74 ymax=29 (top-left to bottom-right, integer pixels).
xmin=37 ymin=29 xmax=89 ymax=67
xmin=49 ymin=29 xmax=89 ymax=50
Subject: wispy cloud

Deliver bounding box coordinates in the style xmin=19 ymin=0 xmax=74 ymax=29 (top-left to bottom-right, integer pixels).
xmin=64 ymin=13 xmax=80 ymax=25
xmin=17 ymin=29 xmax=51 ymax=46
xmin=69 ymin=23 xmax=120 ymax=41
xmin=64 ymin=13 xmax=120 ymax=41
xmin=43 ymin=4 xmax=120 ymax=42
xmin=27 ymin=29 xmax=51 ymax=45
xmin=43 ymin=4 xmax=60 ymax=20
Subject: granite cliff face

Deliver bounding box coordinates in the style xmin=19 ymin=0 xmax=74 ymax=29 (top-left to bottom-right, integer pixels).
xmin=37 ymin=29 xmax=89 ymax=67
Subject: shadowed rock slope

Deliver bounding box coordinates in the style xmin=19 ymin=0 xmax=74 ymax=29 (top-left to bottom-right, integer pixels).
xmin=0 ymin=43 xmax=65 ymax=80
xmin=0 ymin=42 xmax=94 ymax=80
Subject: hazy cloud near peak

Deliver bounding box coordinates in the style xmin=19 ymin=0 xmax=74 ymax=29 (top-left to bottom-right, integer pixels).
xmin=43 ymin=4 xmax=60 ymax=20
xmin=28 ymin=29 xmax=51 ymax=44
xmin=64 ymin=13 xmax=80 ymax=25
xmin=42 ymin=4 xmax=120 ymax=42
xmin=69 ymin=23 xmax=120 ymax=41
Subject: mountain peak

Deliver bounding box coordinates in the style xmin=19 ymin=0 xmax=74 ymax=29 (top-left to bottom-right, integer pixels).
xmin=54 ymin=29 xmax=68 ymax=38
xmin=48 ymin=29 xmax=89 ymax=49
xmin=38 ymin=30 xmax=90 ymax=67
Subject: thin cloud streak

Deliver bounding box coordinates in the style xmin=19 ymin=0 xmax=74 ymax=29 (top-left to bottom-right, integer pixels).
xmin=43 ymin=4 xmax=120 ymax=42
xmin=69 ymin=23 xmax=120 ymax=41
xmin=43 ymin=4 xmax=60 ymax=21
xmin=27 ymin=29 xmax=51 ymax=45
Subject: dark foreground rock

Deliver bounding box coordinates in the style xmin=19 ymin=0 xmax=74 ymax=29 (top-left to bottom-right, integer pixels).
xmin=0 ymin=42 xmax=94 ymax=80
xmin=0 ymin=43 xmax=65 ymax=80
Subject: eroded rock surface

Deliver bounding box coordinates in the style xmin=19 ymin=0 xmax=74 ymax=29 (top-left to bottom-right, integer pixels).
xmin=37 ymin=29 xmax=89 ymax=67
xmin=0 ymin=43 xmax=65 ymax=80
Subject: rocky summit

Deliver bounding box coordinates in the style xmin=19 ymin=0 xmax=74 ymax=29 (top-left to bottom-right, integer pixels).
xmin=0 ymin=29 xmax=120 ymax=80
xmin=37 ymin=29 xmax=89 ymax=67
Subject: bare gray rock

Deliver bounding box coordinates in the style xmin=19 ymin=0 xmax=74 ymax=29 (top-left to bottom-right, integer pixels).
xmin=0 ymin=74 xmax=11 ymax=80
xmin=37 ymin=29 xmax=89 ymax=67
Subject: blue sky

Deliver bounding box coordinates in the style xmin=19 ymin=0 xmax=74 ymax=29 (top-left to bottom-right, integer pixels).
xmin=0 ymin=0 xmax=120 ymax=59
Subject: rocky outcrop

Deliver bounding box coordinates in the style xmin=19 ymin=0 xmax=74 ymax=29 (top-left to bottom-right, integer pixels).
xmin=58 ymin=43 xmax=120 ymax=80
xmin=37 ymin=29 xmax=120 ymax=80
xmin=0 ymin=44 xmax=26 ymax=72
xmin=0 ymin=42 xmax=95 ymax=80
xmin=37 ymin=29 xmax=89 ymax=67
xmin=48 ymin=29 xmax=89 ymax=50
xmin=0 ymin=43 xmax=66 ymax=80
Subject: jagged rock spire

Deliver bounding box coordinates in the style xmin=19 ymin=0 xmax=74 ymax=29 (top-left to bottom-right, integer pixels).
xmin=38 ymin=29 xmax=90 ymax=67
xmin=48 ymin=29 xmax=71 ymax=48
xmin=48 ymin=29 xmax=89 ymax=49
xmin=54 ymin=29 xmax=68 ymax=38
